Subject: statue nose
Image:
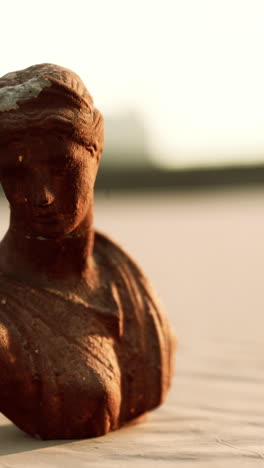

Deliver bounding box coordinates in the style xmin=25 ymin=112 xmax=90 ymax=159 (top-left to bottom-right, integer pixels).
xmin=28 ymin=184 xmax=55 ymax=208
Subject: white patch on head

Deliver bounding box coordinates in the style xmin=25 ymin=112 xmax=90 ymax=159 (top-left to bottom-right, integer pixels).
xmin=0 ymin=76 xmax=52 ymax=112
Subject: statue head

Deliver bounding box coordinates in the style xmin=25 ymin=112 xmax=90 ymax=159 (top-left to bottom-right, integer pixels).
xmin=0 ymin=64 xmax=104 ymax=239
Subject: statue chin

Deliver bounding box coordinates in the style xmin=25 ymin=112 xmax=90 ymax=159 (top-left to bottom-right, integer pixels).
xmin=27 ymin=222 xmax=75 ymax=240
xmin=27 ymin=223 xmax=64 ymax=240
xmin=0 ymin=63 xmax=176 ymax=440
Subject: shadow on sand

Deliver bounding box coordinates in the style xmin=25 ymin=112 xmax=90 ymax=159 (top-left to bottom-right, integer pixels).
xmin=0 ymin=421 xmax=69 ymax=456
xmin=0 ymin=414 xmax=149 ymax=456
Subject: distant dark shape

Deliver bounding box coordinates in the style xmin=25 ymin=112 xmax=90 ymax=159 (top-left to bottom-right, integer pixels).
xmin=0 ymin=63 xmax=176 ymax=439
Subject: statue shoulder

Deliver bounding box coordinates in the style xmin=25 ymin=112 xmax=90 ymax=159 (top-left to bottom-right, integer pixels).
xmin=94 ymin=229 xmax=176 ymax=346
xmin=94 ymin=230 xmax=176 ymax=415
xmin=94 ymin=229 xmax=151 ymax=287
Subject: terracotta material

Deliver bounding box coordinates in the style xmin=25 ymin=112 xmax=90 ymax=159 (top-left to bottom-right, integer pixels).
xmin=0 ymin=64 xmax=176 ymax=440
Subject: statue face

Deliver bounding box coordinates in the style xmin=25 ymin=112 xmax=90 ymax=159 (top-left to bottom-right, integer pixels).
xmin=0 ymin=132 xmax=99 ymax=239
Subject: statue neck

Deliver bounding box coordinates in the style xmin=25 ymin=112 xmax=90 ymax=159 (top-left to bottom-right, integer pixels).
xmin=0 ymin=212 xmax=96 ymax=287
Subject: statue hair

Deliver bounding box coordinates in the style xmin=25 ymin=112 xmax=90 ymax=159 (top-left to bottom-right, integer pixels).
xmin=0 ymin=64 xmax=104 ymax=160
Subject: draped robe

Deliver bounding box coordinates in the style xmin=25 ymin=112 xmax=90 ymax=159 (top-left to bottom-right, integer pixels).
xmin=0 ymin=231 xmax=175 ymax=439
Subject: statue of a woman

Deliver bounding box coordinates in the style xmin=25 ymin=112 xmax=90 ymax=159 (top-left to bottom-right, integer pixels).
xmin=0 ymin=64 xmax=176 ymax=439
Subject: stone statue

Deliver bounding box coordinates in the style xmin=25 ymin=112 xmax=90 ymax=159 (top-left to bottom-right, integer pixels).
xmin=0 ymin=64 xmax=176 ymax=439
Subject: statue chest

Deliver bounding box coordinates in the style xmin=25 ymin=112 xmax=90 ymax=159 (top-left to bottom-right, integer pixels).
xmin=0 ymin=287 xmax=122 ymax=438
xmin=0 ymin=287 xmax=120 ymax=399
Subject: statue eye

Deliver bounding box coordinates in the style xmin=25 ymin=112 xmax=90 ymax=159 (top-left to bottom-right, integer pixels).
xmin=50 ymin=166 xmax=63 ymax=176
xmin=49 ymin=156 xmax=74 ymax=176
xmin=50 ymin=162 xmax=75 ymax=176
xmin=50 ymin=164 xmax=70 ymax=176
xmin=1 ymin=166 xmax=25 ymax=179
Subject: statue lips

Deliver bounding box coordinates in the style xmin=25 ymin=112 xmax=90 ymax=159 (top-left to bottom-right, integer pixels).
xmin=33 ymin=212 xmax=59 ymax=225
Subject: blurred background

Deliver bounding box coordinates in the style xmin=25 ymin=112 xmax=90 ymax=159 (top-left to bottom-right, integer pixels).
xmin=1 ymin=0 xmax=264 ymax=187
xmin=1 ymin=3 xmax=264 ymax=461
xmin=0 ymin=1 xmax=264 ymax=338
xmin=0 ymin=0 xmax=264 ymax=355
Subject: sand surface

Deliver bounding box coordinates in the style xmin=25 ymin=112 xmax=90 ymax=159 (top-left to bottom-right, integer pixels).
xmin=0 ymin=188 xmax=263 ymax=466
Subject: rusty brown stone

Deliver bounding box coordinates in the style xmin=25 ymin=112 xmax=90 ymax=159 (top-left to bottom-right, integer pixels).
xmin=0 ymin=64 xmax=176 ymax=439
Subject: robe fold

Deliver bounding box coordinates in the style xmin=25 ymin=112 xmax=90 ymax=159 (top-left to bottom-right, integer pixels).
xmin=0 ymin=231 xmax=176 ymax=439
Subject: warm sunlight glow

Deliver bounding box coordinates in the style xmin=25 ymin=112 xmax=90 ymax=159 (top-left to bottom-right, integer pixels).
xmin=1 ymin=0 xmax=264 ymax=168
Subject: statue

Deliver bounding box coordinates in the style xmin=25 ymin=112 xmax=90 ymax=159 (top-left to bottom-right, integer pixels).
xmin=0 ymin=64 xmax=176 ymax=439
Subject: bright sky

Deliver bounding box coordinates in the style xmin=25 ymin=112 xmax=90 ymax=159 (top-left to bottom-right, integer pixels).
xmin=1 ymin=0 xmax=264 ymax=168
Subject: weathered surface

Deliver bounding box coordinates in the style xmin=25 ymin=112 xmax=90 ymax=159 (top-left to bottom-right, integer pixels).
xmin=0 ymin=189 xmax=263 ymax=466
xmin=0 ymin=76 xmax=51 ymax=112
xmin=0 ymin=232 xmax=174 ymax=439
xmin=0 ymin=64 xmax=175 ymax=439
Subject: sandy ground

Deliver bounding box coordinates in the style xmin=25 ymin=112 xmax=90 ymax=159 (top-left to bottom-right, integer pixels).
xmin=0 ymin=187 xmax=264 ymax=466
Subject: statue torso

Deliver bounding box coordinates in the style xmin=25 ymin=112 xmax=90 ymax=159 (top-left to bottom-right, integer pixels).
xmin=0 ymin=231 xmax=175 ymax=439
